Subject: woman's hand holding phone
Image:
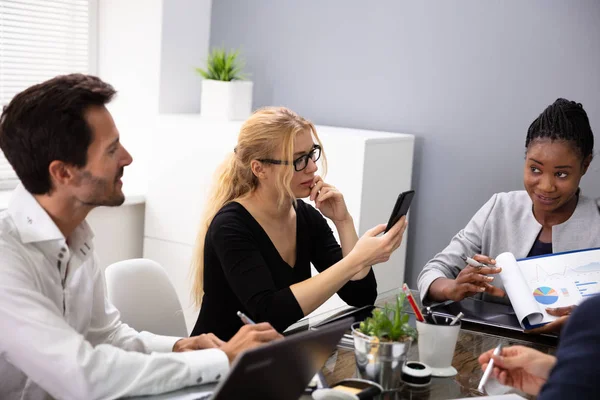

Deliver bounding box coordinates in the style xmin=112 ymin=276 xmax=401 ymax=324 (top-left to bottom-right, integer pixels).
xmin=350 ymin=216 xmax=407 ymax=267
xmin=343 ymin=190 xmax=411 ymax=273
xmin=385 ymin=190 xmax=415 ymax=233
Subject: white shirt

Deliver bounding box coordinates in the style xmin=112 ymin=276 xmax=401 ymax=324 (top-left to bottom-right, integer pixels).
xmin=0 ymin=185 xmax=229 ymax=400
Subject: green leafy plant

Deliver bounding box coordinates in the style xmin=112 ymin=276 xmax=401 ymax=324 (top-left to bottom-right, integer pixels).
xmin=358 ymin=292 xmax=417 ymax=342
xmin=195 ymin=47 xmax=247 ymax=81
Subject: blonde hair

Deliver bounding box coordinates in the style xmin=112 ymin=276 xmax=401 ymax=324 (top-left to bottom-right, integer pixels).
xmin=191 ymin=107 xmax=327 ymax=307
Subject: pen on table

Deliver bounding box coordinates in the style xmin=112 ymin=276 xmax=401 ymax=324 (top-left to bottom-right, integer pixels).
xmin=402 ymin=283 xmax=425 ymax=322
xmin=449 ymin=312 xmax=464 ymax=326
xmin=478 ymin=344 xmax=503 ymax=393
xmin=461 ymin=255 xmax=491 ymax=269
xmin=237 ymin=311 xmax=256 ymax=325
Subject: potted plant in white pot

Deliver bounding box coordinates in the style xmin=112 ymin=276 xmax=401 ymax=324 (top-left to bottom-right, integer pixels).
xmin=195 ymin=47 xmax=253 ymax=120
xmin=352 ymin=292 xmax=417 ymax=391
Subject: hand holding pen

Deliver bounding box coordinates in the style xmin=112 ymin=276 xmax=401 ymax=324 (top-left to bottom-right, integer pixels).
xmin=477 ymin=345 xmax=556 ymax=396
xmin=220 ymin=311 xmax=282 ymax=364
xmin=441 ymin=254 xmax=505 ymax=302
xmin=237 ymin=311 xmax=256 ymax=325
xmin=478 ymin=343 xmax=503 ymax=393
xmin=461 ymin=255 xmax=493 ymax=269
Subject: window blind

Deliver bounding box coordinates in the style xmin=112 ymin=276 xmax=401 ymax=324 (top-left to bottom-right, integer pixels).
xmin=0 ymin=0 xmax=95 ymax=189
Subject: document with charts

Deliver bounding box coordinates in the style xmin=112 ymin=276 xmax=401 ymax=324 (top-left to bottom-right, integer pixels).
xmin=496 ymin=247 xmax=600 ymax=330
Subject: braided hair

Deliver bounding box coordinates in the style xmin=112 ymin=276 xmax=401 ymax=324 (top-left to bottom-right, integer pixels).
xmin=526 ymin=98 xmax=594 ymax=161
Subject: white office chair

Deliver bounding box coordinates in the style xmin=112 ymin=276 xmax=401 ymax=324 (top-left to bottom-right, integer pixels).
xmin=105 ymin=258 xmax=188 ymax=338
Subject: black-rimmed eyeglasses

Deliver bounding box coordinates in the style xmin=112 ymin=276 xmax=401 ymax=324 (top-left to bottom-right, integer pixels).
xmin=258 ymin=144 xmax=321 ymax=172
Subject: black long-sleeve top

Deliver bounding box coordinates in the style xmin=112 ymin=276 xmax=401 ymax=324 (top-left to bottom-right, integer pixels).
xmin=191 ymin=200 xmax=377 ymax=340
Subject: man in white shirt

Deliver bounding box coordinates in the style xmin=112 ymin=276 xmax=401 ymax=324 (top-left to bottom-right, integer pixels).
xmin=0 ymin=74 xmax=281 ymax=400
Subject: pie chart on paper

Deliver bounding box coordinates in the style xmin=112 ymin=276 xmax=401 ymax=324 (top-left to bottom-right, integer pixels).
xmin=533 ymin=287 xmax=559 ymax=305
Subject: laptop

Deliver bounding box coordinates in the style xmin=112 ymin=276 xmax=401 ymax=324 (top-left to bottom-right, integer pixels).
xmin=143 ymin=318 xmax=351 ymax=400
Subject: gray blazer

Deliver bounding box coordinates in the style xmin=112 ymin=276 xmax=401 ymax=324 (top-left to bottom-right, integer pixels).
xmin=417 ymin=191 xmax=600 ymax=303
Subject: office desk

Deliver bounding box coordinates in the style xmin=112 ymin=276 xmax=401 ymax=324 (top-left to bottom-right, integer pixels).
xmin=142 ymin=293 xmax=556 ymax=399
xmin=315 ymin=293 xmax=557 ymax=399
xmin=320 ymin=327 xmax=555 ymax=399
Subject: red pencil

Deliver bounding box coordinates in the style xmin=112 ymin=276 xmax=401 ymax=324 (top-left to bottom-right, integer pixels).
xmin=402 ymin=283 xmax=425 ymax=322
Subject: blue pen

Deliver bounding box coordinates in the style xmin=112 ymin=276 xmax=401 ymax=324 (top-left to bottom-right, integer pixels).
xmin=237 ymin=311 xmax=256 ymax=325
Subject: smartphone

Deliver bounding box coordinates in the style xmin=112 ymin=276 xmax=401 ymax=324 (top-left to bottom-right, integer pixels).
xmin=384 ymin=190 xmax=415 ymax=233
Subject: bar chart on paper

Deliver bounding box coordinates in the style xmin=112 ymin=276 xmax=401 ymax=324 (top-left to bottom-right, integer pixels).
xmin=575 ymin=278 xmax=599 ymax=298
xmin=518 ymin=248 xmax=600 ymax=305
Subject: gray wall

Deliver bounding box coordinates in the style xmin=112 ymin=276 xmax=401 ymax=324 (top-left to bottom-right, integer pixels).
xmin=209 ymin=0 xmax=600 ymax=286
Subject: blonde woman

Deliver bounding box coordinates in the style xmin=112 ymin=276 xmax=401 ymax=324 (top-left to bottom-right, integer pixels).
xmin=190 ymin=107 xmax=407 ymax=340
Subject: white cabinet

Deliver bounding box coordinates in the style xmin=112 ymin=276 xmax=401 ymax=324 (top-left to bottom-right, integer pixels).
xmin=143 ymin=116 xmax=414 ymax=332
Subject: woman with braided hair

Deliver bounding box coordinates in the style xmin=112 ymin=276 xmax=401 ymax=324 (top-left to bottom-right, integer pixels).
xmin=418 ymin=98 xmax=600 ymax=334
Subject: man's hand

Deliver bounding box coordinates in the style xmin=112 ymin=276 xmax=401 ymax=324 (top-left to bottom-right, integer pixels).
xmin=172 ymin=333 xmax=225 ymax=352
xmin=478 ymin=345 xmax=556 ymax=396
xmin=220 ymin=322 xmax=282 ymax=364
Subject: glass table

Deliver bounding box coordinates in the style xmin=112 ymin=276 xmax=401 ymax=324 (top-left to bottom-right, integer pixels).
xmin=292 ymin=291 xmax=557 ymax=399
xmin=141 ymin=292 xmax=557 ymax=399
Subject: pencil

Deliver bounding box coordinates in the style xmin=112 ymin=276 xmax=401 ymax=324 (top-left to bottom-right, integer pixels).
xmin=402 ymin=283 xmax=425 ymax=322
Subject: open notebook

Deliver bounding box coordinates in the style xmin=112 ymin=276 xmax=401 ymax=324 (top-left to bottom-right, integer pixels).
xmin=497 ymin=247 xmax=600 ymax=329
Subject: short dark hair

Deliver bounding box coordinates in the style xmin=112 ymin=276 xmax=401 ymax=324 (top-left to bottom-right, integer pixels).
xmin=0 ymin=74 xmax=116 ymax=194
xmin=525 ymin=98 xmax=594 ymax=161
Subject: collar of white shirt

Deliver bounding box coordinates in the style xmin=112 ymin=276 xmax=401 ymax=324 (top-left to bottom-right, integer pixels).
xmin=7 ymin=184 xmax=95 ymax=261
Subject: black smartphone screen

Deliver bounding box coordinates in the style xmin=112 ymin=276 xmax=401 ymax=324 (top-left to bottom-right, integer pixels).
xmin=384 ymin=190 xmax=415 ymax=233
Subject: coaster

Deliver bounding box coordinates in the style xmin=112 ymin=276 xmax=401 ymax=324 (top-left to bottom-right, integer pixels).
xmin=429 ymin=365 xmax=458 ymax=377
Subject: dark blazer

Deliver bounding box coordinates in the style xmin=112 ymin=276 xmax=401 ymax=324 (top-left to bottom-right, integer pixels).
xmin=539 ymin=294 xmax=600 ymax=399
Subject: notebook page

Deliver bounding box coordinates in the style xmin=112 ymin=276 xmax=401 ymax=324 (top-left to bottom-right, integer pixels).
xmin=496 ymin=252 xmax=544 ymax=327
